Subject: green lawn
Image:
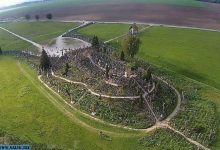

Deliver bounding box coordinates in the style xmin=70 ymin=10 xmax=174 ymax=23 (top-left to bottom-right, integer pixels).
xmin=0 ymin=21 xmax=80 ymax=43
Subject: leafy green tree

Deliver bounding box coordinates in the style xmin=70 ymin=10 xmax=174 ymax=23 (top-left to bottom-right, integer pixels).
xmin=0 ymin=47 xmax=2 ymax=55
xmin=122 ymin=34 xmax=141 ymax=58
xmin=120 ymin=50 xmax=125 ymax=61
xmin=39 ymin=49 xmax=50 ymax=73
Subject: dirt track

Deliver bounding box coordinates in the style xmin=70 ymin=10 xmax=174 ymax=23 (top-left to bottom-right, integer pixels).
xmin=1 ymin=3 xmax=219 ymax=30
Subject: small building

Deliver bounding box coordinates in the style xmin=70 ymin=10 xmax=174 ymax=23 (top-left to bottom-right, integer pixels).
xmin=129 ymin=23 xmax=139 ymax=36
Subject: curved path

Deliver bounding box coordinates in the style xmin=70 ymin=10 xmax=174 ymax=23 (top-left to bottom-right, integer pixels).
xmin=52 ymin=71 xmax=140 ymax=99
xmin=154 ymin=76 xmax=181 ymax=122
xmin=40 ymin=72 xmax=210 ymax=150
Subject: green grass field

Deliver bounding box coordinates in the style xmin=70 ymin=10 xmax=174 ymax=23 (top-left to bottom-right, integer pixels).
xmin=0 ymin=29 xmax=31 ymax=51
xmin=0 ymin=21 xmax=79 ymax=43
xmin=78 ymin=23 xmax=146 ymax=41
xmin=137 ymin=26 xmax=220 ymax=90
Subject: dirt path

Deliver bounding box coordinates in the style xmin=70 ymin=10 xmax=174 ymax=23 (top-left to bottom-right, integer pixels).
xmin=104 ymin=25 xmax=153 ymax=43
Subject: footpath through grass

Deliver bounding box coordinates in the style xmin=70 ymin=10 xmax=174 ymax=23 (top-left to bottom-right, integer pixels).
xmin=78 ymin=23 xmax=147 ymax=41
xmin=0 ymin=21 xmax=80 ymax=43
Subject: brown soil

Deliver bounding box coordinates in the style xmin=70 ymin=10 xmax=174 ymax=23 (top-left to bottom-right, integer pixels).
xmin=2 ymin=3 xmax=220 ymax=30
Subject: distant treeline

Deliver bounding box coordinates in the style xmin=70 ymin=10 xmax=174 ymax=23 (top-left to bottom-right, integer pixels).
xmin=197 ymin=0 xmax=220 ymax=3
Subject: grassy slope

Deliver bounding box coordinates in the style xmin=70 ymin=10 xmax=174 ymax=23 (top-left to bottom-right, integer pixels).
xmin=200 ymin=87 xmax=220 ymax=150
xmin=0 ymin=56 xmax=149 ymax=150
xmin=0 ymin=29 xmax=31 ymax=51
xmin=0 ymin=21 xmax=79 ymax=43
xmin=138 ymin=26 xmax=220 ymax=89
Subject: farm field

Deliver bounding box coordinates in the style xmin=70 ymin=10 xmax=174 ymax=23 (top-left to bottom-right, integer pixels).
xmin=0 ymin=21 xmax=80 ymax=43
xmin=2 ymin=0 xmax=220 ymax=30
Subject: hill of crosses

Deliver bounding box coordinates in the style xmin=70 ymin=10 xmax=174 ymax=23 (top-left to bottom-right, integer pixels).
xmin=39 ymin=24 xmax=177 ymax=129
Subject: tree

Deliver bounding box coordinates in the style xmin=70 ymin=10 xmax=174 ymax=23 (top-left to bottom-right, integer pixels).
xmin=122 ymin=34 xmax=141 ymax=58
xmin=120 ymin=50 xmax=125 ymax=61
xmin=39 ymin=49 xmax=50 ymax=74
xmin=0 ymin=47 xmax=2 ymax=55
xmin=105 ymin=64 xmax=109 ymax=79
xmin=35 ymin=15 xmax=40 ymax=21
xmin=92 ymin=35 xmax=99 ymax=49
xmin=46 ymin=13 xmax=53 ymax=20
xmin=25 ymin=14 xmax=31 ymax=21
